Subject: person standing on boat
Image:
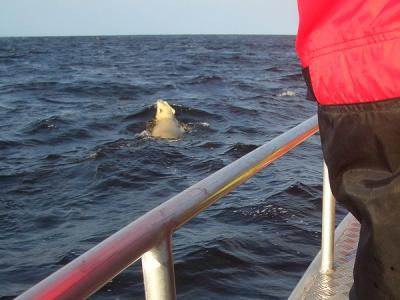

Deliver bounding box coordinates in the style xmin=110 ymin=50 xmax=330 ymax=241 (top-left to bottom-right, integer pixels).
xmin=296 ymin=1 xmax=400 ymax=299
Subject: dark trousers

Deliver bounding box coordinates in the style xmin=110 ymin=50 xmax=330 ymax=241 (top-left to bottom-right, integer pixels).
xmin=318 ymin=99 xmax=400 ymax=300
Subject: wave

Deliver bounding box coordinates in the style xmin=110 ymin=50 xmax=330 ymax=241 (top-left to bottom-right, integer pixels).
xmin=189 ymin=158 xmax=225 ymax=174
xmin=0 ymin=54 xmax=25 ymax=60
xmin=265 ymin=66 xmax=282 ymax=72
xmin=195 ymin=141 xmax=225 ymax=149
xmin=0 ymin=80 xmax=155 ymax=101
xmin=174 ymin=104 xmax=222 ymax=120
xmin=23 ymin=116 xmax=72 ymax=134
xmin=44 ymin=153 xmax=64 ymax=161
xmin=280 ymin=73 xmax=303 ymax=81
xmin=225 ymin=143 xmax=259 ymax=158
xmin=55 ymin=250 xmax=79 ymax=266
xmin=28 ymin=49 xmax=47 ymax=55
xmin=20 ymin=115 xmax=93 ymax=145
xmin=174 ymin=236 xmax=279 ymax=287
xmin=0 ymin=103 xmax=17 ymax=111
xmin=226 ymin=125 xmax=260 ymax=135
xmin=38 ymin=96 xmax=86 ymax=105
xmin=0 ymin=140 xmax=23 ymax=150
xmin=214 ymin=182 xmax=322 ymax=226
xmin=90 ymin=137 xmax=187 ymax=166
xmin=92 ymin=165 xmax=179 ymax=192
xmin=0 ymin=295 xmax=16 ymax=300
xmin=61 ymin=81 xmax=155 ymax=99
xmin=188 ymin=74 xmax=224 ymax=85
xmin=204 ymin=45 xmax=226 ymax=51
xmin=181 ymin=121 xmax=214 ymax=133
xmin=228 ymin=54 xmax=246 ymax=62
xmin=94 ymin=176 xmax=141 ymax=191
xmin=57 ymin=128 xmax=92 ymax=140
xmin=227 ymin=104 xmax=260 ymax=117
xmin=0 ymin=81 xmax=59 ymax=93
xmin=215 ymin=202 xmax=291 ymax=225
xmin=178 ymin=243 xmax=250 ymax=270
xmin=90 ymin=138 xmax=136 ymax=159
xmin=285 ymin=182 xmax=321 ymax=198
xmin=123 ymin=105 xmax=155 ymax=121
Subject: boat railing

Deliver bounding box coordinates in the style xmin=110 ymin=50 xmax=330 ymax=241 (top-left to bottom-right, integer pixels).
xmin=16 ymin=115 xmax=335 ymax=300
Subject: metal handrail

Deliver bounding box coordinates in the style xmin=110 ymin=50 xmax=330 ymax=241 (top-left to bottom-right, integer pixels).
xmin=16 ymin=115 xmax=320 ymax=300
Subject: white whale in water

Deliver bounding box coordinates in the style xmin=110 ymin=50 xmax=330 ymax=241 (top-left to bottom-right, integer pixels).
xmin=150 ymin=99 xmax=184 ymax=139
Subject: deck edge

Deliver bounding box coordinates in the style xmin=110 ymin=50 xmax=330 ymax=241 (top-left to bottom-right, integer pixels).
xmin=288 ymin=213 xmax=356 ymax=300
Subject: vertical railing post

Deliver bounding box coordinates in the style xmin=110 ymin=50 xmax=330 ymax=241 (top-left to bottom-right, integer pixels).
xmin=320 ymin=161 xmax=335 ymax=274
xmin=142 ymin=234 xmax=176 ymax=300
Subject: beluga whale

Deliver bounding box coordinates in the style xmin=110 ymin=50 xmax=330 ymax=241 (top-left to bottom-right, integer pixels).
xmin=150 ymin=99 xmax=184 ymax=139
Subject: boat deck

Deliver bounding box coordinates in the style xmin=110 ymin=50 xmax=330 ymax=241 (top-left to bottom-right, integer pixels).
xmin=289 ymin=213 xmax=360 ymax=300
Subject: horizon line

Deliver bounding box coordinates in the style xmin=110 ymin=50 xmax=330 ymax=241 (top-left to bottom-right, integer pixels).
xmin=0 ymin=33 xmax=296 ymax=39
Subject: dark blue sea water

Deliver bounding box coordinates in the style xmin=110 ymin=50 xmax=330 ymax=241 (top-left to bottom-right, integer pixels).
xmin=0 ymin=35 xmax=346 ymax=299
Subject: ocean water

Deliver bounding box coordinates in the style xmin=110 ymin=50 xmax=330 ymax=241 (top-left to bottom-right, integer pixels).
xmin=0 ymin=35 xmax=346 ymax=299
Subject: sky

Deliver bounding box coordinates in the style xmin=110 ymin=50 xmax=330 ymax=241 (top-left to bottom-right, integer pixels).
xmin=0 ymin=0 xmax=298 ymax=37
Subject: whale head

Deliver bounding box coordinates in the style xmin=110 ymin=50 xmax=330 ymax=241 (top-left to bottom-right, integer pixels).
xmin=151 ymin=99 xmax=184 ymax=139
xmin=155 ymin=99 xmax=176 ymax=121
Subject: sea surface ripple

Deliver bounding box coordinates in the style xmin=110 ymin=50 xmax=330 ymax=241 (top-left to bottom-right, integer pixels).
xmin=0 ymin=35 xmax=346 ymax=300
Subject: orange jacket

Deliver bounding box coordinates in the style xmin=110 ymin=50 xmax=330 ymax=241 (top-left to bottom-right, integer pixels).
xmin=296 ymin=0 xmax=400 ymax=105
